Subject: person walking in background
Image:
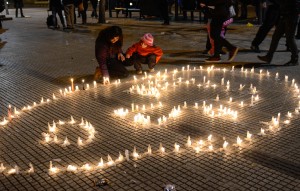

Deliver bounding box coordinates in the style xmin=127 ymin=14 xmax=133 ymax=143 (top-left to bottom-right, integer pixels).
xmin=49 ymin=0 xmax=66 ymax=29
xmin=161 ymin=0 xmax=170 ymax=25
xmin=125 ymin=33 xmax=163 ymax=74
xmin=14 ymin=0 xmax=24 ymax=17
xmin=78 ymin=0 xmax=88 ymax=24
xmin=200 ymin=0 xmax=239 ymax=62
xmin=63 ymin=0 xmax=75 ymax=29
xmin=95 ymin=26 xmax=129 ymax=84
xmin=250 ymin=0 xmax=280 ymax=53
xmin=90 ymin=0 xmax=98 ymax=18
xmin=257 ymin=0 xmax=299 ymax=66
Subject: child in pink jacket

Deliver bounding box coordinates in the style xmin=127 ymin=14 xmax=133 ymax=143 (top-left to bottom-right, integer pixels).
xmin=126 ymin=33 xmax=163 ymax=74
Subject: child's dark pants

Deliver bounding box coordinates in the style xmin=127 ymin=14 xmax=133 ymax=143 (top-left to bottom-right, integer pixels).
xmin=130 ymin=53 xmax=157 ymax=71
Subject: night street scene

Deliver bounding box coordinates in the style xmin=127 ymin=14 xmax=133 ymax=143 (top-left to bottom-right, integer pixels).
xmin=0 ymin=0 xmax=300 ymax=190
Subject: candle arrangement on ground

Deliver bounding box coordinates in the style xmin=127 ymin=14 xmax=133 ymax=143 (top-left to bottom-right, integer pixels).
xmin=0 ymin=65 xmax=300 ymax=177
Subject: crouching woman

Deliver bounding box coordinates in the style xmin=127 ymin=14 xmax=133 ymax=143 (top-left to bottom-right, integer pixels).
xmin=95 ymin=26 xmax=129 ymax=84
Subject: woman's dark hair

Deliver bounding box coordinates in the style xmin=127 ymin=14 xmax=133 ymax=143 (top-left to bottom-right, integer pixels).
xmin=96 ymin=26 xmax=123 ymax=50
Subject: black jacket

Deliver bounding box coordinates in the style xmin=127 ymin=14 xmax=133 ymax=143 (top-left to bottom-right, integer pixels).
xmin=204 ymin=0 xmax=231 ymax=19
xmin=275 ymin=0 xmax=298 ymax=17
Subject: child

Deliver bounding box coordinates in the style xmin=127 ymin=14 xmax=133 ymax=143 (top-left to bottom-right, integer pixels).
xmin=125 ymin=33 xmax=163 ymax=74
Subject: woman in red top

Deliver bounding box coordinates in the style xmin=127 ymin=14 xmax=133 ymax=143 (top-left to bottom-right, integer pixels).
xmin=126 ymin=33 xmax=163 ymax=74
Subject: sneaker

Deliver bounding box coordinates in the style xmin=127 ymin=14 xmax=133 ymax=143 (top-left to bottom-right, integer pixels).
xmin=228 ymin=47 xmax=238 ymax=61
xmin=136 ymin=70 xmax=143 ymax=75
xmin=205 ymin=56 xmax=221 ymax=63
xmin=257 ymin=55 xmax=271 ymax=63
xmin=284 ymin=60 xmax=299 ymax=66
xmin=250 ymin=45 xmax=260 ymax=53
xmin=149 ymin=68 xmax=155 ymax=73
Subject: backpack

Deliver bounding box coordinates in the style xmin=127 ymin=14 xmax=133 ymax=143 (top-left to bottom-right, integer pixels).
xmin=46 ymin=14 xmax=56 ymax=28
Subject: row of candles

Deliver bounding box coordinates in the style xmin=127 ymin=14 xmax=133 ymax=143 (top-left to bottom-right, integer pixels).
xmin=41 ymin=116 xmax=96 ymax=147
xmin=0 ymin=79 xmax=100 ymax=127
xmin=0 ymin=124 xmax=287 ymax=176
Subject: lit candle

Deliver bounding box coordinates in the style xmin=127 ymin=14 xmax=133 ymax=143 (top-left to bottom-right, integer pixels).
xmin=174 ymin=143 xmax=180 ymax=152
xmin=132 ymin=146 xmax=139 ymax=159
xmin=67 ymin=165 xmax=77 ymax=172
xmin=159 ymin=143 xmax=165 ymax=153
xmin=71 ymin=78 xmax=74 ymax=92
xmin=187 ymin=136 xmax=192 ymax=147
xmin=223 ymin=141 xmax=228 ymax=149
xmin=82 ymin=79 xmax=85 ymax=90
xmin=98 ymin=158 xmax=104 ymax=168
xmin=147 ymin=144 xmax=152 ymax=155
xmin=27 ymin=163 xmax=34 ymax=174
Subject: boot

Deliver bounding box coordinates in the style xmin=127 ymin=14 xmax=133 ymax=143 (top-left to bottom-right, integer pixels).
xmin=94 ymin=67 xmax=102 ymax=80
xmin=257 ymin=54 xmax=272 ymax=64
xmin=284 ymin=55 xmax=299 ymax=66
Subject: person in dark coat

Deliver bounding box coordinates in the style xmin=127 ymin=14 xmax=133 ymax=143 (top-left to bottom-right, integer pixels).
xmin=95 ymin=26 xmax=129 ymax=84
xmin=49 ymin=0 xmax=66 ymax=29
xmin=250 ymin=0 xmax=280 ymax=53
xmin=200 ymin=0 xmax=238 ymax=62
xmin=161 ymin=0 xmax=170 ymax=25
xmin=257 ymin=0 xmax=299 ymax=66
xmin=14 ymin=0 xmax=24 ymax=17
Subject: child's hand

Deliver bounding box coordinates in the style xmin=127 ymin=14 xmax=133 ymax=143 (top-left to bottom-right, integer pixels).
xmin=125 ymin=54 xmax=131 ymax=59
xmin=118 ymin=53 xmax=125 ymax=61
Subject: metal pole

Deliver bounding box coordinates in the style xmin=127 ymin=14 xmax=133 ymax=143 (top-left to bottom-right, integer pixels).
xmin=5 ymin=0 xmax=9 ymax=15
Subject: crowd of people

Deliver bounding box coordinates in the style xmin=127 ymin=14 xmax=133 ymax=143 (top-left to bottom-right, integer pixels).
xmin=94 ymin=0 xmax=299 ymax=84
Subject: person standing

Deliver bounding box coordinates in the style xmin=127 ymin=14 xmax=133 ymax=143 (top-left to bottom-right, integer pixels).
xmin=257 ymin=0 xmax=299 ymax=66
xmin=63 ymin=0 xmax=75 ymax=29
xmin=90 ymin=0 xmax=98 ymax=18
xmin=161 ymin=0 xmax=170 ymax=25
xmin=200 ymin=0 xmax=239 ymax=62
xmin=14 ymin=0 xmax=24 ymax=17
xmin=95 ymin=26 xmax=129 ymax=84
xmin=250 ymin=0 xmax=280 ymax=52
xmin=49 ymin=0 xmax=66 ymax=29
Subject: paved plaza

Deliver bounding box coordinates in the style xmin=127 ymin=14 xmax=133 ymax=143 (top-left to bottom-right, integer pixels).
xmin=0 ymin=8 xmax=300 ymax=190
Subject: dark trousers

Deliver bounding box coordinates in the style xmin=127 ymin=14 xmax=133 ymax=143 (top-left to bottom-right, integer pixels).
xmin=210 ymin=19 xmax=235 ymax=58
xmin=107 ymin=58 xmax=129 ymax=78
xmin=15 ymin=4 xmax=24 ymax=17
xmin=52 ymin=7 xmax=65 ymax=27
xmin=161 ymin=0 xmax=169 ymax=24
xmin=129 ymin=53 xmax=156 ymax=71
xmin=252 ymin=5 xmax=279 ymax=46
xmin=296 ymin=16 xmax=300 ymax=36
xmin=268 ymin=15 xmax=298 ymax=60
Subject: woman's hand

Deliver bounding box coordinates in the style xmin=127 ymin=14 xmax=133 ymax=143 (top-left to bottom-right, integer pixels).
xmin=118 ymin=53 xmax=125 ymax=61
xmin=200 ymin=3 xmax=206 ymax=8
xmin=103 ymin=77 xmax=110 ymax=85
xmin=125 ymin=54 xmax=131 ymax=59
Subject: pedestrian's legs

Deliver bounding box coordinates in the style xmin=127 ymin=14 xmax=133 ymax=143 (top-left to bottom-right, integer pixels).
xmin=252 ymin=5 xmax=279 ymax=46
xmin=52 ymin=9 xmax=58 ymax=27
xmin=284 ymin=16 xmax=298 ymax=62
xmin=20 ymin=7 xmax=24 ymax=17
xmin=267 ymin=18 xmax=285 ymax=58
xmin=57 ymin=9 xmax=66 ymax=28
xmin=15 ymin=7 xmax=18 ymax=17
xmin=210 ymin=19 xmax=223 ymax=58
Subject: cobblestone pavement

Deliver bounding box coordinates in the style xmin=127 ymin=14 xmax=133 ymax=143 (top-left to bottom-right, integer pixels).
xmin=0 ymin=8 xmax=300 ymax=191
